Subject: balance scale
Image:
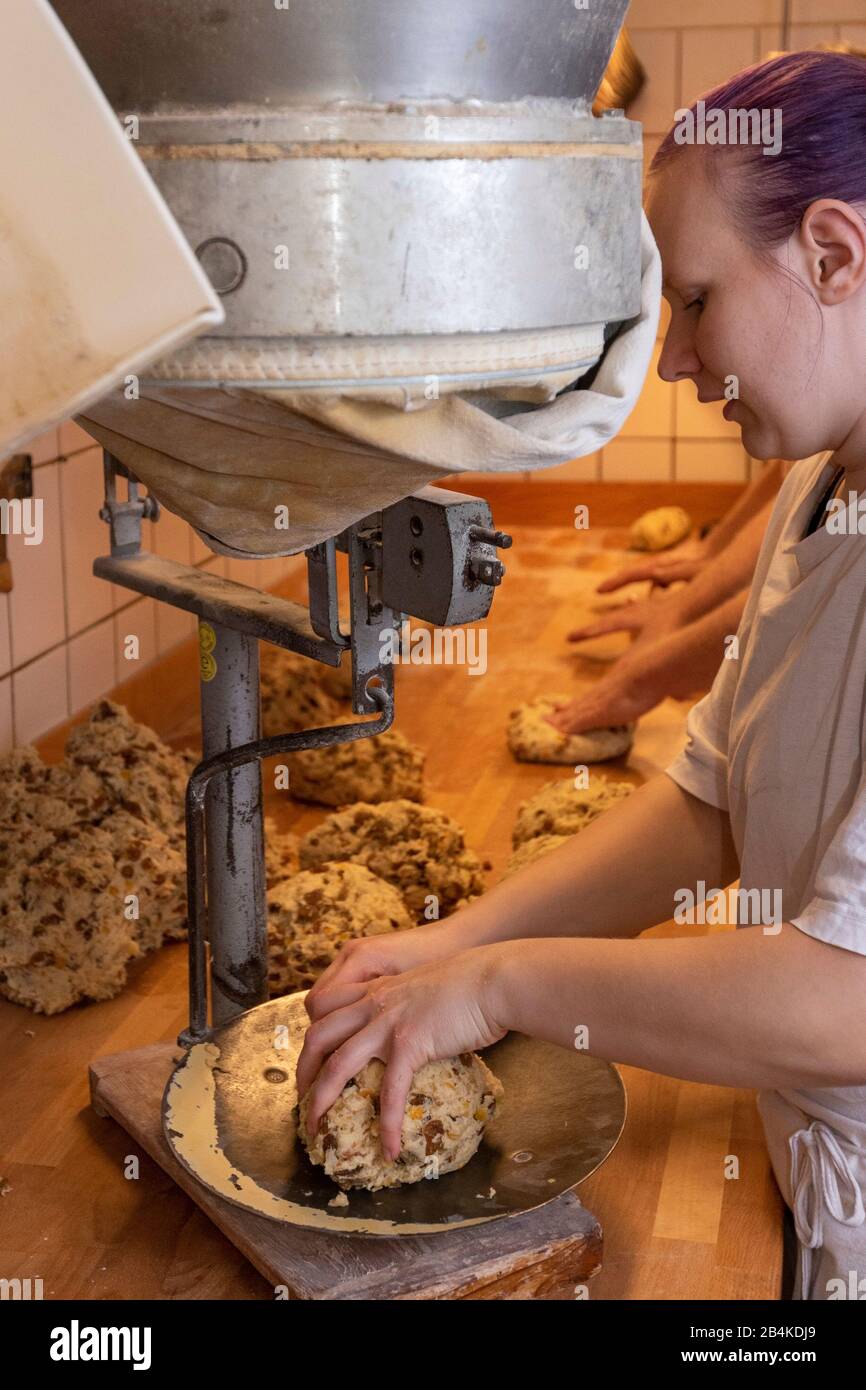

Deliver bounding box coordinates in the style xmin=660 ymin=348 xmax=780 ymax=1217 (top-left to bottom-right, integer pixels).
xmin=55 ymin=0 xmax=638 ymax=1298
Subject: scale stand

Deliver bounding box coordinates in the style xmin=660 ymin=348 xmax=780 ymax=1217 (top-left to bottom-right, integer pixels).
xmin=87 ymin=453 xmax=610 ymax=1298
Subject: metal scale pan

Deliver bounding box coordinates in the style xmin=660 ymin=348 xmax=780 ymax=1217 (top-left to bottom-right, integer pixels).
xmin=163 ymin=992 xmax=626 ymax=1238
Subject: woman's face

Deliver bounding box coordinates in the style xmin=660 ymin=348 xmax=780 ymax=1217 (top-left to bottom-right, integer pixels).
xmin=646 ymin=150 xmax=866 ymax=465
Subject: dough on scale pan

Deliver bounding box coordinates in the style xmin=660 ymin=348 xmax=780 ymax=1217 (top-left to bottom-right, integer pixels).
xmin=507 ymin=695 xmax=634 ymax=765
xmin=299 ymin=1052 xmax=503 ymax=1192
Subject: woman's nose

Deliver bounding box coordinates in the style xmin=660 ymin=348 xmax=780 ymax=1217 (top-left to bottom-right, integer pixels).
xmin=657 ymin=325 xmax=702 ymax=385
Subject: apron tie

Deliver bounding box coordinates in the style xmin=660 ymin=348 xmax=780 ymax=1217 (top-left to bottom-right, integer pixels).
xmin=789 ymin=1120 xmax=865 ymax=1299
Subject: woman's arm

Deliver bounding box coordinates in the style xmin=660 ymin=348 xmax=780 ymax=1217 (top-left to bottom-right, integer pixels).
xmin=698 ymin=458 xmax=784 ymax=558
xmin=304 ymin=777 xmax=737 ymax=1006
xmin=447 ymin=774 xmax=737 ymax=946
xmin=299 ymin=924 xmax=866 ymax=1152
xmin=493 ymin=924 xmax=866 ymax=1091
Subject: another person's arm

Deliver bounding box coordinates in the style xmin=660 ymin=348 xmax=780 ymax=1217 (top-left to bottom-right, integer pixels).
xmin=550 ymin=588 xmax=749 ymax=734
xmin=595 ymin=459 xmax=784 ymax=594
xmin=567 ymin=502 xmax=772 ymax=647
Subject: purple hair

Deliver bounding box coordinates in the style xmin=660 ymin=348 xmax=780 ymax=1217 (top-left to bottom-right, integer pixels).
xmin=650 ymin=50 xmax=866 ymax=251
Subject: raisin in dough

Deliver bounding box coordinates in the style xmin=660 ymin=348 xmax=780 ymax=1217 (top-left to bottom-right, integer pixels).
xmin=299 ymin=1053 xmax=503 ymax=1191
xmin=629 ymin=506 xmax=691 ymax=552
xmin=512 ymin=777 xmax=634 ymax=847
xmin=507 ymin=696 xmax=634 ymax=765
xmin=287 ymin=721 xmax=424 ymax=807
xmin=299 ymin=800 xmax=487 ymax=920
xmin=267 ymin=862 xmax=412 ymax=995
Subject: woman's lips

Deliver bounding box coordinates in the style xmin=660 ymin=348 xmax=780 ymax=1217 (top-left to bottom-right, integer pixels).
xmin=722 ymin=400 xmax=740 ymax=420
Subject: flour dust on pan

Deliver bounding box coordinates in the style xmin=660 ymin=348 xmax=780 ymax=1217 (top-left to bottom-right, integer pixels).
xmin=162 ymin=992 xmax=626 ymax=1237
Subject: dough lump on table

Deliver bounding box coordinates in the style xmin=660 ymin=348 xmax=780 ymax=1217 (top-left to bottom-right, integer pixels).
xmin=299 ymin=799 xmax=487 ymax=920
xmin=259 ymin=646 xmax=341 ymax=736
xmin=267 ymin=862 xmax=412 ymax=995
xmin=286 ymin=720 xmax=424 ymax=807
xmin=512 ymin=777 xmax=634 ymax=847
xmin=507 ymin=695 xmax=633 ymax=765
xmin=628 ymin=506 xmax=691 ymax=552
xmin=299 ymin=1053 xmax=503 ymax=1191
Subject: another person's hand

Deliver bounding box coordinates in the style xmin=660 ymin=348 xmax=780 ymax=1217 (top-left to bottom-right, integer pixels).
xmin=566 ymin=589 xmax=685 ymax=647
xmin=547 ymin=627 xmax=707 ymax=734
xmin=595 ymin=538 xmax=710 ymax=595
xmin=296 ymin=945 xmax=508 ymax=1160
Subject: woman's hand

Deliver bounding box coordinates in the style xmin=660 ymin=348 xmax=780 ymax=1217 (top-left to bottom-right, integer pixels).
xmin=304 ymin=917 xmax=467 ymax=1018
xmin=296 ymin=945 xmax=509 ymax=1161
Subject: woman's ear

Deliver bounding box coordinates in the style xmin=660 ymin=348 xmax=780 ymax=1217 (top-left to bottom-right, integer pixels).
xmin=799 ymin=199 xmax=866 ymax=305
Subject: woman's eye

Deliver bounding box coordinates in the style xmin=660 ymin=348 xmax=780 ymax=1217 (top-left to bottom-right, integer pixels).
xmin=684 ymin=295 xmax=705 ymax=312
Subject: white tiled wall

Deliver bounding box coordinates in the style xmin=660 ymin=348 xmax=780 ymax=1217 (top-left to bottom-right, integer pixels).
xmin=534 ymin=0 xmax=866 ymax=486
xmin=0 ymin=429 xmax=303 ymax=752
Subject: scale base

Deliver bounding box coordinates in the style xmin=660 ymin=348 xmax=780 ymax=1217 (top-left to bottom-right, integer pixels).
xmin=89 ymin=1042 xmax=604 ymax=1300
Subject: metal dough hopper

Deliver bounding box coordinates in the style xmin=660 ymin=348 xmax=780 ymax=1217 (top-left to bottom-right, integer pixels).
xmin=55 ymin=0 xmax=636 ymax=1297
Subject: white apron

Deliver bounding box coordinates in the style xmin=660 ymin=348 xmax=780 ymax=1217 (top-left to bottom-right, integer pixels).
xmin=667 ymin=452 xmax=866 ymax=1300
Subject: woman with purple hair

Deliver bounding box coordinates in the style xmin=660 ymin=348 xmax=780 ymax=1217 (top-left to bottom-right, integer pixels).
xmin=296 ymin=51 xmax=866 ymax=1301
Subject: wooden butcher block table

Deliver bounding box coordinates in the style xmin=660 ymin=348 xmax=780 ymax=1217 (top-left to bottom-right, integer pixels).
xmin=0 ymin=481 xmax=783 ymax=1300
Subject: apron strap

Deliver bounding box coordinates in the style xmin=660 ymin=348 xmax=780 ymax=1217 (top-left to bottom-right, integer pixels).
xmin=788 ymin=1120 xmax=865 ymax=1298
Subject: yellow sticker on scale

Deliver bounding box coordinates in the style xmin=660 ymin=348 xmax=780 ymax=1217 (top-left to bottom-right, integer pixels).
xmin=199 ymin=622 xmax=217 ymax=682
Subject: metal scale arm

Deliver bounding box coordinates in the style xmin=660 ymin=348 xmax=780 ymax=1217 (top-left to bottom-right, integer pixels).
xmin=95 ymin=452 xmax=511 ymax=1043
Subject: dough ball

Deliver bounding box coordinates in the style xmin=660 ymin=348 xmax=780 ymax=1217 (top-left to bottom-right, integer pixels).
xmin=0 ymin=815 xmax=186 ymax=1015
xmin=260 ymin=646 xmax=341 ymax=736
xmin=512 ymin=777 xmax=634 ymax=847
xmin=286 ymin=721 xmax=424 ymax=807
xmin=507 ymin=695 xmax=633 ymax=765
xmin=267 ymin=862 xmax=412 ymax=995
xmin=299 ymin=1053 xmax=503 ymax=1191
xmin=502 ymin=833 xmax=572 ymax=879
xmin=64 ymin=699 xmax=194 ymax=849
xmin=264 ymin=820 xmax=300 ymax=889
xmin=299 ymin=800 xmax=488 ymax=920
xmin=629 ymin=506 xmax=691 ymax=553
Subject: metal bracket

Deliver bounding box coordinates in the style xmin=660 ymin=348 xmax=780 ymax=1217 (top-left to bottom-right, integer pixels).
xmin=99 ymin=452 xmax=160 ymax=556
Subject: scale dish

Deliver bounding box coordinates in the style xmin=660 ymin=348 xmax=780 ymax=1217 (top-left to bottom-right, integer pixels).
xmin=163 ymin=992 xmax=626 ymax=1237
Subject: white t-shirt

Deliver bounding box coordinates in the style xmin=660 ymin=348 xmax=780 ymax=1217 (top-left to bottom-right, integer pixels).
xmin=666 ymin=451 xmax=866 ymax=1299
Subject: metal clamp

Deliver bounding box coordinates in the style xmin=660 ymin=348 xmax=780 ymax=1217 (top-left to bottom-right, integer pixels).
xmin=99 ymin=452 xmax=160 ymax=556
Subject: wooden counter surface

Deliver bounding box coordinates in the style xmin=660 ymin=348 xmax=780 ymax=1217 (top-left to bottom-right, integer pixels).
xmin=0 ymin=481 xmax=783 ymax=1300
